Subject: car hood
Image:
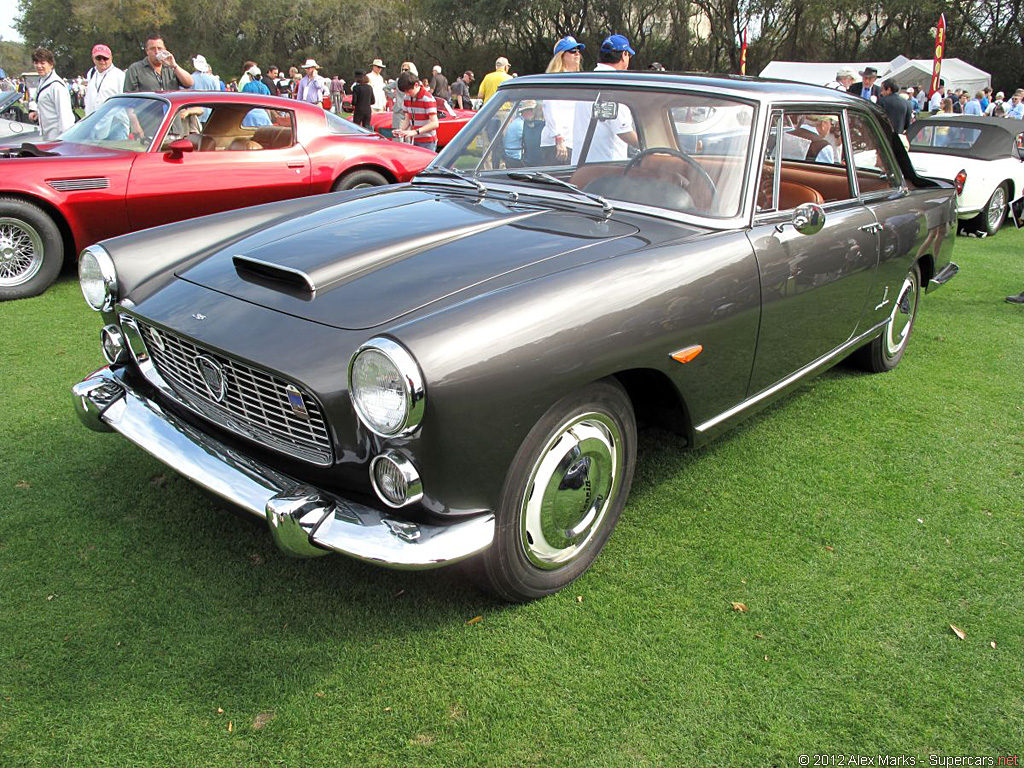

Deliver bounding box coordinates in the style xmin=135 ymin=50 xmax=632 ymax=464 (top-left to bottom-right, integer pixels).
xmin=177 ymin=186 xmax=642 ymax=330
xmin=0 ymin=139 xmax=133 ymax=158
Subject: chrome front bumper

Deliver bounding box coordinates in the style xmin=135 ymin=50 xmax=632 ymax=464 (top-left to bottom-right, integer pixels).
xmin=72 ymin=367 xmax=495 ymax=569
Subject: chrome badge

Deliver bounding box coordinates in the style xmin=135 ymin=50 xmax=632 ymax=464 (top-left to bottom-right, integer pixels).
xmin=285 ymin=384 xmax=309 ymax=420
xmin=195 ymin=355 xmax=227 ymax=402
xmin=148 ymin=327 xmax=166 ymax=353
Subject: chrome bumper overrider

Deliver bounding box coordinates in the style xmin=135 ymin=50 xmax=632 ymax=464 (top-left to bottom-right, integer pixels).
xmin=72 ymin=367 xmax=495 ymax=569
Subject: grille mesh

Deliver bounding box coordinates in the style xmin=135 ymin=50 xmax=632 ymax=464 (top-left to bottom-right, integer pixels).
xmin=137 ymin=321 xmax=333 ymax=465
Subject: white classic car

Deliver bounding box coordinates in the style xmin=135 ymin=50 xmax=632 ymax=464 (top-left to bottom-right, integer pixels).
xmin=907 ymin=115 xmax=1024 ymax=235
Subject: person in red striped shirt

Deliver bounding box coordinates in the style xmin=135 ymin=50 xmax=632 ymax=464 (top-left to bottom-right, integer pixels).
xmin=393 ymin=71 xmax=439 ymax=152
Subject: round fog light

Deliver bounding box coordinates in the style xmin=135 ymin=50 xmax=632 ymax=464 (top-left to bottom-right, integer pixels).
xmin=101 ymin=324 xmax=126 ymax=364
xmin=370 ymin=450 xmax=424 ymax=508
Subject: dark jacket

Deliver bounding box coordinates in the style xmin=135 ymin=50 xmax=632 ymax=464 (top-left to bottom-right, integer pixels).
xmin=879 ymin=92 xmax=912 ymax=134
xmin=848 ymin=82 xmax=881 ymax=101
xmin=351 ymin=82 xmax=375 ymax=115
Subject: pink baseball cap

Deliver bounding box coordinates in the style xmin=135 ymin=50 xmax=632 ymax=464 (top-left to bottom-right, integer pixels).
xmin=92 ymin=44 xmax=112 ymax=58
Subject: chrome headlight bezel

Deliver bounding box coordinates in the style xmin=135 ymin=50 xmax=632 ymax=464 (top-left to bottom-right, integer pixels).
xmin=79 ymin=245 xmax=118 ymax=312
xmin=347 ymin=337 xmax=425 ymax=438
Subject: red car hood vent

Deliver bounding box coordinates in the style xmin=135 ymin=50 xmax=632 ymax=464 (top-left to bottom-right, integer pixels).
xmin=178 ymin=189 xmax=641 ymax=330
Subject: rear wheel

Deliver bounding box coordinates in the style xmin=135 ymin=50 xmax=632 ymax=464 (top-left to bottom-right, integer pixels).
xmin=332 ymin=169 xmax=389 ymax=192
xmin=856 ymin=263 xmax=921 ymax=373
xmin=474 ymin=379 xmax=637 ymax=602
xmin=0 ymin=197 xmax=64 ymax=301
xmin=981 ymin=182 xmax=1008 ymax=236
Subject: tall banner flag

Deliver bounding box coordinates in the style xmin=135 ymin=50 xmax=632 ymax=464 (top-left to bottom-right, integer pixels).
xmin=929 ymin=14 xmax=946 ymax=97
xmin=740 ymin=27 xmax=748 ymax=75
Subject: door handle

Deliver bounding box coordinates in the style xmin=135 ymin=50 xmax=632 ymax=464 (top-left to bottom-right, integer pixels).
xmin=286 ymin=161 xmax=305 ymax=168
xmin=859 ymin=223 xmax=882 ymax=234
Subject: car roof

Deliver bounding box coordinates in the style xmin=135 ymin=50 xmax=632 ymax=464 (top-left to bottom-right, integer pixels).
xmin=500 ymin=71 xmax=870 ymax=106
xmin=907 ymin=115 xmax=1022 ymax=161
xmin=108 ymin=90 xmax=315 ymax=111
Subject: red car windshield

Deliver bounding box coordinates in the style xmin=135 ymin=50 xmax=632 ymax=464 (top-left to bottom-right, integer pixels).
xmin=59 ymin=96 xmax=169 ymax=152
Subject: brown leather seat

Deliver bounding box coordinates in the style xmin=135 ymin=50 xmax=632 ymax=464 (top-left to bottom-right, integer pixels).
xmin=778 ymin=181 xmax=824 ymax=209
xmin=252 ymin=126 xmax=293 ymax=149
xmin=187 ymin=133 xmax=216 ymax=152
xmin=228 ymin=137 xmax=262 ymax=151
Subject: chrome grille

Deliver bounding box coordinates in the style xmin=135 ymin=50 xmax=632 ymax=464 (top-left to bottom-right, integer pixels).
xmin=136 ymin=321 xmax=333 ymax=465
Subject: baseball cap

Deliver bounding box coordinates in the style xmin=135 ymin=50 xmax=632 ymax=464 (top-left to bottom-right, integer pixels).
xmin=92 ymin=44 xmax=112 ymax=59
xmin=601 ymin=34 xmax=635 ymax=55
xmin=247 ymin=65 xmax=261 ymax=76
xmin=553 ymin=36 xmax=585 ymax=55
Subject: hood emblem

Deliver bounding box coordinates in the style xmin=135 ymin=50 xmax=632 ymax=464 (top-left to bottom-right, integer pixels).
xmin=285 ymin=384 xmax=310 ymax=420
xmin=195 ymin=355 xmax=227 ymax=402
xmin=148 ymin=328 xmax=167 ymax=353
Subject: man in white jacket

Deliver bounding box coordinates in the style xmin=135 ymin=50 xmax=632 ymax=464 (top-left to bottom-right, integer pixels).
xmin=84 ymin=44 xmax=125 ymax=116
xmin=28 ymin=47 xmax=74 ymax=140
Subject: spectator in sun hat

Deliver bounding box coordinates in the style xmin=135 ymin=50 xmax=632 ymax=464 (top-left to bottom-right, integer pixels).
xmin=571 ymin=34 xmax=637 ymax=164
xmin=296 ymin=58 xmax=326 ymax=105
xmin=825 ymin=66 xmax=857 ymax=91
xmin=540 ymin=36 xmax=584 ymax=164
xmin=368 ymin=58 xmax=386 ymax=112
xmin=84 ymin=43 xmax=125 ymax=116
xmin=477 ymin=56 xmax=511 ymax=104
xmin=849 ymin=66 xmax=881 ymax=101
xmin=189 ymin=54 xmax=222 ymax=92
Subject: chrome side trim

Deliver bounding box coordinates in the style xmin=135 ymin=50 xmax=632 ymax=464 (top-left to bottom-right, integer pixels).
xmin=48 ymin=177 xmax=110 ymax=192
xmin=928 ymin=261 xmax=959 ymax=290
xmin=695 ymin=319 xmax=888 ymax=434
xmin=71 ymin=367 xmax=495 ymax=570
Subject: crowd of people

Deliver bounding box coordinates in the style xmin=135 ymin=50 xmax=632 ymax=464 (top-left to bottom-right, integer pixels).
xmin=5 ymin=31 xmax=1024 ymax=149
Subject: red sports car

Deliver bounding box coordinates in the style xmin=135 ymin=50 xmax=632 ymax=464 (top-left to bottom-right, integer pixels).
xmin=370 ymin=101 xmax=474 ymax=149
xmin=0 ymin=91 xmax=435 ymax=300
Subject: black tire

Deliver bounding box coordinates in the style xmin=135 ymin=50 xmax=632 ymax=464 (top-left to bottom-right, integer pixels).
xmin=474 ymin=379 xmax=637 ymax=603
xmin=332 ymin=169 xmax=389 ymax=192
xmin=980 ymin=182 xmax=1009 ymax=236
xmin=855 ymin=263 xmax=921 ymax=373
xmin=0 ymin=197 xmax=64 ymax=301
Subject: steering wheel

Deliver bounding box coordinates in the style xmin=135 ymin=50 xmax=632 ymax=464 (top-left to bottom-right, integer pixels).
xmin=624 ymin=147 xmax=718 ymax=209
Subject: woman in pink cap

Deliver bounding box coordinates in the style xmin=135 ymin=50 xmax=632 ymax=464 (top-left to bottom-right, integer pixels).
xmin=84 ymin=43 xmax=125 ymax=116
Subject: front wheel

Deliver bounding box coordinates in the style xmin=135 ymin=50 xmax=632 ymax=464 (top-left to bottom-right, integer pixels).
xmin=475 ymin=379 xmax=637 ymax=602
xmin=980 ymin=182 xmax=1008 ymax=236
xmin=855 ymin=263 xmax=921 ymax=373
xmin=0 ymin=197 xmax=64 ymax=301
xmin=332 ymin=169 xmax=388 ymax=192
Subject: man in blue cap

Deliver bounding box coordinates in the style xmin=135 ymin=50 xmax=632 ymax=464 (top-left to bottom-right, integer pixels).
xmin=571 ymin=33 xmax=638 ymax=164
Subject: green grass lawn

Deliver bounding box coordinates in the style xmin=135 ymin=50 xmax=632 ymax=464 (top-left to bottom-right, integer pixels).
xmin=1 ymin=231 xmax=1022 ymax=766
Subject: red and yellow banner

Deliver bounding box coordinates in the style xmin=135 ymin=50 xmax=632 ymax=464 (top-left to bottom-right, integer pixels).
xmin=929 ymin=14 xmax=946 ymax=97
xmin=740 ymin=27 xmax=748 ymax=76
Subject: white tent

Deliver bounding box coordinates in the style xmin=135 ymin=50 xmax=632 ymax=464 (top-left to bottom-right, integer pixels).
xmin=760 ymin=57 xmax=990 ymax=94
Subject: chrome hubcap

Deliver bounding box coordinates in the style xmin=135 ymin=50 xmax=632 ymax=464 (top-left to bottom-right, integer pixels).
xmin=885 ymin=273 xmax=917 ymax=358
xmin=0 ymin=218 xmax=44 ymax=287
xmin=987 ymin=187 xmax=1006 ymax=230
xmin=520 ymin=413 xmax=621 ymax=570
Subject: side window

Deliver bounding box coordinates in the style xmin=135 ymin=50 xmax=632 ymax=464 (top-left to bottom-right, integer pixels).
xmin=847 ymin=113 xmax=901 ymax=194
xmin=775 ymin=109 xmax=853 ymax=208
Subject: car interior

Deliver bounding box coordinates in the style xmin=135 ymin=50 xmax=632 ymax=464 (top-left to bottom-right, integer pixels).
xmin=162 ymin=104 xmax=295 ymax=152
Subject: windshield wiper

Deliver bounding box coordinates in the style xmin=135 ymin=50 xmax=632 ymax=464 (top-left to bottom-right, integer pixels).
xmin=503 ymin=171 xmax=613 ymax=215
xmin=415 ymin=166 xmax=486 ymax=196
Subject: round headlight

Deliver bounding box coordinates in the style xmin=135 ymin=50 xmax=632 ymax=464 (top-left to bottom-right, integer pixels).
xmin=348 ymin=338 xmax=425 ymax=437
xmin=79 ymin=245 xmax=118 ymax=312
xmin=370 ymin=450 xmax=424 ymax=508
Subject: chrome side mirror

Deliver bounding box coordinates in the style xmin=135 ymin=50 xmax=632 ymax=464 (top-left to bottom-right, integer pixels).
xmin=792 ymin=203 xmax=825 ymax=235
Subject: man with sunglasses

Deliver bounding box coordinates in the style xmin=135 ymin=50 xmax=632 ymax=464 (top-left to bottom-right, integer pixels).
xmin=84 ymin=44 xmax=125 ymax=116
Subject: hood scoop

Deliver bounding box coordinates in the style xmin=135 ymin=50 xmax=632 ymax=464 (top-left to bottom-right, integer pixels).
xmin=232 ymin=210 xmax=544 ymax=297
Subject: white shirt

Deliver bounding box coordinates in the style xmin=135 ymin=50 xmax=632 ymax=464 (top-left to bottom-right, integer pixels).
xmin=84 ymin=64 xmax=125 ymax=115
xmin=367 ymin=71 xmax=386 ymax=112
xmin=929 ymin=91 xmax=944 ymax=111
xmin=571 ymin=65 xmax=634 ymax=164
xmin=540 ymin=100 xmax=574 ymax=148
xmin=34 ymin=70 xmax=75 ymax=140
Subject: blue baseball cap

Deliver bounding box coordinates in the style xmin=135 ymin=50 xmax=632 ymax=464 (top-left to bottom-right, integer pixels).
xmin=553 ymin=36 xmax=585 ymax=55
xmin=601 ymin=34 xmax=635 ymax=55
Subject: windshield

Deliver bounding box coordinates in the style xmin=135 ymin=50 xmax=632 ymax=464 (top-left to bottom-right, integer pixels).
xmin=434 ymin=86 xmax=756 ymax=218
xmin=59 ymin=96 xmax=169 ymax=152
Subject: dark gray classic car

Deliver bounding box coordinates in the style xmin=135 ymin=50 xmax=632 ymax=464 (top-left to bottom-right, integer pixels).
xmin=73 ymin=73 xmax=958 ymax=601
